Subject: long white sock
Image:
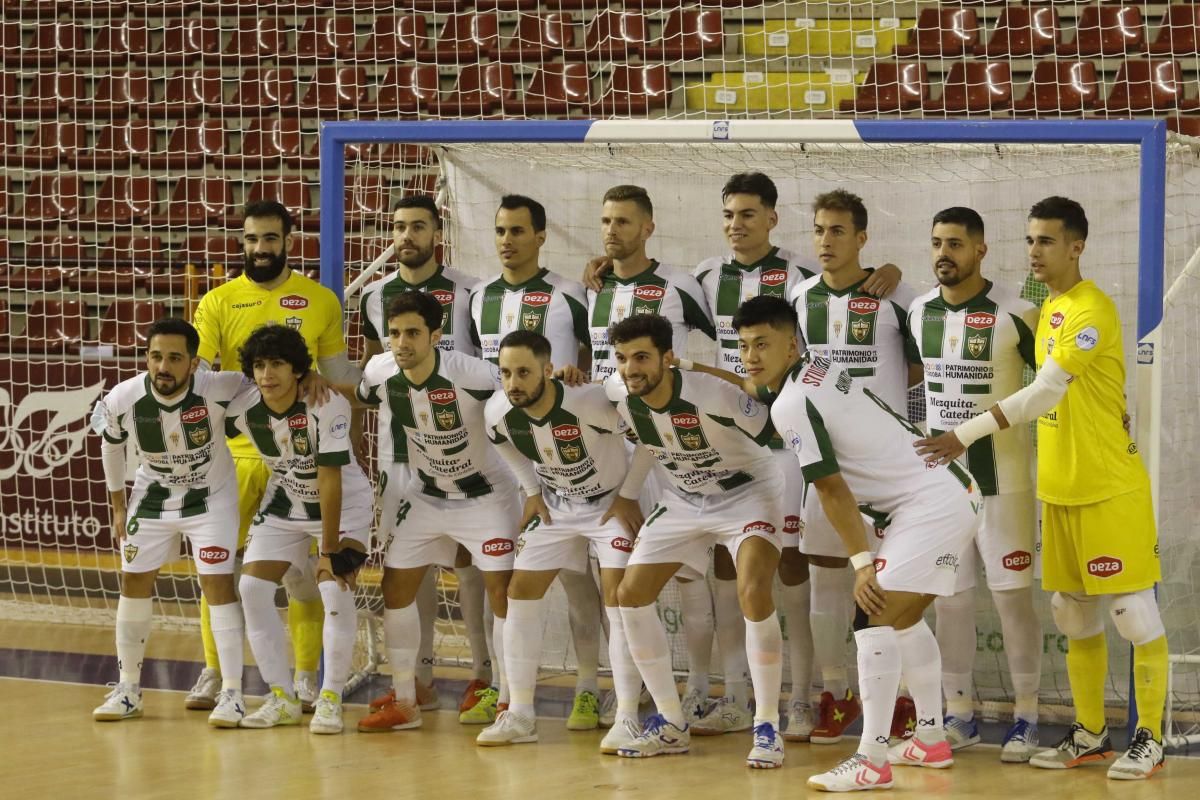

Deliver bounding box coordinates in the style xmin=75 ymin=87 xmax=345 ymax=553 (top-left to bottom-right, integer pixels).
xmin=503 ymin=598 xmax=545 ymax=718
xmin=993 ymin=587 xmax=1042 ymax=723
xmin=621 ymin=604 xmax=684 ymax=728
xmin=493 ymin=613 xmax=508 ymax=705
xmin=779 ymin=581 xmax=813 ymax=700
xmin=240 ymin=575 xmax=292 ymax=691
xmin=896 ymin=620 xmax=946 ymax=744
xmin=383 ymin=604 xmax=419 ymax=703
xmin=415 ymin=567 xmax=438 ymax=686
xmin=116 ymin=595 xmax=153 ymax=686
xmin=855 ymin=626 xmax=902 ymax=766
xmin=675 ymin=578 xmax=714 ymax=697
xmin=559 ymin=570 xmax=601 ymax=697
xmin=605 ymin=605 xmax=642 ymax=723
xmin=934 ymin=590 xmax=976 ymax=719
xmin=207 ymin=600 xmax=244 ymax=693
xmin=456 ymin=564 xmax=492 ymax=682
xmin=810 ymin=565 xmax=854 ymax=697
xmin=745 ymin=613 xmax=783 ymax=727
xmin=317 ymin=581 xmax=357 ymax=696
xmin=714 ymin=578 xmax=749 ymax=707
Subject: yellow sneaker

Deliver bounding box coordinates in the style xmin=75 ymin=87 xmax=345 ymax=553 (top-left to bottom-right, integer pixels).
xmin=567 ymin=690 xmax=599 ymax=731
xmin=458 ymin=686 xmax=499 ymax=724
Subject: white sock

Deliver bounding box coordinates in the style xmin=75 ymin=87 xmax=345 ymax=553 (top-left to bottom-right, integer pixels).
xmin=621 ymin=604 xmax=684 ymax=728
xmin=605 ymin=605 xmax=642 ymax=722
xmin=676 ymin=578 xmax=714 ymax=697
xmin=779 ymin=581 xmax=813 ymax=701
xmin=810 ymin=565 xmax=854 ymax=697
xmin=207 ymin=600 xmax=244 ymax=693
xmin=993 ymin=586 xmax=1042 ymax=723
xmin=855 ymin=626 xmax=902 ymax=766
xmin=714 ymin=578 xmax=749 ymax=707
xmin=415 ymin=567 xmax=438 ymax=686
xmin=503 ymin=598 xmax=545 ymax=718
xmin=456 ymin=564 xmax=492 ymax=682
xmin=559 ymin=570 xmax=601 ymax=697
xmin=745 ymin=613 xmax=783 ymax=727
xmin=317 ymin=580 xmax=357 ymax=696
xmin=896 ymin=620 xmax=946 ymax=743
xmin=239 ymin=575 xmax=292 ymax=691
xmin=934 ymin=589 xmax=976 ymax=719
xmin=116 ymin=595 xmax=153 ymax=686
xmin=492 ymin=613 xmax=508 ymax=705
xmin=383 ymin=604 xmax=419 ymax=703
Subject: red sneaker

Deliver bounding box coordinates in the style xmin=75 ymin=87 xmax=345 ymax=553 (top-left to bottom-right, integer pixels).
xmin=459 ymin=678 xmax=491 ymax=713
xmin=357 ymin=699 xmax=423 ymax=733
xmin=810 ymin=690 xmax=863 ymax=745
xmin=890 ymin=696 xmax=916 ymax=742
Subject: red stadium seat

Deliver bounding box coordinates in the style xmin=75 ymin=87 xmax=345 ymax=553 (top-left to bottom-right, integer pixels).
xmin=5 ymin=299 xmax=88 ymax=355
xmin=12 ymin=21 xmax=86 ymax=67
xmin=331 ymin=0 xmax=459 ymax=10
xmin=1149 ymin=6 xmax=1200 ymax=57
xmin=378 ymin=143 xmax=435 ymax=167
xmin=130 ymin=17 xmax=220 ymax=67
xmin=1057 ymin=5 xmax=1144 ymax=57
xmin=0 ymin=265 xmax=76 ymax=292
xmin=73 ymin=17 xmax=148 ymax=67
xmin=76 ymin=235 xmax=158 ymax=293
xmin=143 ymin=68 xmax=224 ymax=118
xmin=839 ymin=62 xmax=929 ymax=113
xmin=216 ymin=68 xmax=300 ymax=115
xmin=592 ymin=64 xmax=671 ymax=115
xmin=149 ymin=176 xmax=233 ymax=228
xmin=243 ymin=175 xmax=317 ymax=231
xmin=70 ymin=120 xmax=154 ymax=170
xmin=140 ymin=119 xmax=225 ymax=168
xmin=217 ymin=118 xmax=307 ymax=168
xmin=419 ymin=12 xmax=501 ymax=62
xmin=288 ymin=234 xmax=321 ymax=269
xmin=1168 ymin=116 xmax=1200 ymax=137
xmin=96 ymin=299 xmax=167 ymax=353
xmin=13 ymin=173 xmax=82 ymax=228
xmin=19 ymin=235 xmax=88 ymax=268
xmin=345 ymin=177 xmax=392 ymax=231
xmin=174 ymin=235 xmax=241 ymax=267
xmin=0 ymin=300 xmax=8 ymax=338
xmin=475 ymin=0 xmax=537 ymax=11
xmin=6 ymin=71 xmax=85 ymax=118
xmin=894 ymin=8 xmax=979 ymax=58
xmin=403 ymin=173 xmax=438 ymax=197
xmin=569 ymin=10 xmax=649 ymax=61
xmin=925 ymin=61 xmax=1013 ymax=114
xmin=73 ymin=69 xmax=152 ymax=118
xmin=1 ymin=0 xmax=62 ymax=18
xmin=491 ymin=13 xmax=577 ymax=62
xmin=357 ymin=15 xmax=428 ymax=61
xmin=503 ymin=62 xmax=592 ymax=115
xmin=78 ymin=175 xmax=158 ymax=227
xmin=210 ymin=18 xmax=293 ymax=64
xmin=360 ymin=65 xmax=440 ymax=114
xmin=298 ymin=66 xmax=369 ymax=116
xmin=295 ymin=15 xmax=357 ymax=62
xmin=1105 ymin=59 xmax=1185 ymax=114
xmin=0 ymin=121 xmax=15 ymax=163
xmin=10 ymin=121 xmax=84 ymax=168
xmin=427 ymin=63 xmax=516 ymax=116
xmin=0 ymin=23 xmax=22 ymax=67
xmin=643 ymin=9 xmax=724 ymax=61
xmin=1012 ymin=60 xmax=1101 ymax=115
xmin=974 ymin=6 xmax=1059 ymax=57
xmin=96 ymin=235 xmax=166 ymax=267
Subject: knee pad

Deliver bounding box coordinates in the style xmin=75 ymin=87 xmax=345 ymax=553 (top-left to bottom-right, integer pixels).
xmin=282 ymin=560 xmax=321 ymax=603
xmin=1050 ymin=591 xmax=1105 ymax=639
xmin=1109 ymin=589 xmax=1166 ymax=646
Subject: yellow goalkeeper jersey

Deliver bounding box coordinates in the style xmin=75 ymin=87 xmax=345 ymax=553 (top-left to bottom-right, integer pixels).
xmin=193 ymin=270 xmax=347 ymax=458
xmin=1034 ymin=279 xmax=1149 ymax=505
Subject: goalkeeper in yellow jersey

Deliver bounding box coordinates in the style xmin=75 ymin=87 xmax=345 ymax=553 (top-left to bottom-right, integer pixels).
xmin=917 ymin=196 xmax=1166 ymax=781
xmin=186 ymin=201 xmax=361 ymax=712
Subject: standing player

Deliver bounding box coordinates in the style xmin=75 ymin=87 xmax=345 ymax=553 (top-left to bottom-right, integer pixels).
xmin=228 ymin=325 xmax=373 ymax=735
xmin=470 ymin=194 xmax=606 ymax=730
xmin=606 ymin=314 xmax=787 ymax=769
xmin=187 ymin=201 xmax=359 ymax=712
xmin=907 ymin=207 xmax=1044 ymax=761
xmin=917 ymin=197 xmax=1168 ymax=780
xmin=475 ymin=331 xmax=650 ymax=751
xmin=355 ymin=291 xmax=519 ymax=734
xmin=90 ymin=319 xmax=247 ymax=727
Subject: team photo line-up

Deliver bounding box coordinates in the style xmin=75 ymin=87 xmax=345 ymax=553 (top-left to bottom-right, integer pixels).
xmin=88 ymin=172 xmax=1168 ymax=790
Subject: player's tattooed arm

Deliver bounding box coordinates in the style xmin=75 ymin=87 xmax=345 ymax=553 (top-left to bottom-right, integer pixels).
xmin=860 ymin=263 xmax=902 ymax=298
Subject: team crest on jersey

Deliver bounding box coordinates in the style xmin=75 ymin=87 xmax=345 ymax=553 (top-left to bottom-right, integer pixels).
xmin=670 ymin=412 xmax=706 ymax=451
xmin=967 ymin=334 xmax=987 ymax=358
xmin=847 ymin=297 xmax=879 ymax=343
xmin=285 ymin=316 xmax=302 ymax=330
xmin=293 ymin=430 xmax=310 ymax=455
xmin=188 ymin=426 xmax=209 ymax=446
xmin=552 ymin=424 xmax=584 ymax=462
xmin=123 ymin=543 xmax=138 ymax=563
xmin=427 ymin=388 xmax=460 ymax=431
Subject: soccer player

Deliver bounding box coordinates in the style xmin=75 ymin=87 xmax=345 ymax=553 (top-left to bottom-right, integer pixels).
xmin=228 ymin=324 xmax=373 ymax=734
xmin=475 ymin=331 xmax=650 ymax=751
xmin=789 ymin=188 xmax=921 ymax=744
xmin=907 ymin=207 xmax=1044 ymax=761
xmin=91 ymin=318 xmax=247 ymax=727
xmin=606 ymin=313 xmax=786 ymax=769
xmin=917 ymin=197 xmax=1168 ymax=780
xmin=716 ymin=295 xmax=979 ymax=791
xmin=356 ymin=291 xmax=519 ymax=734
xmin=358 ymin=194 xmax=486 ymax=718
xmin=187 ymin=200 xmax=359 ymax=712
xmin=470 ymin=194 xmax=606 ymax=730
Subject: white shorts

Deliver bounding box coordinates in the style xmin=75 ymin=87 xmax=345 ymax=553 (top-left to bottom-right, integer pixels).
xmin=244 ymin=516 xmax=371 ymax=568
xmin=872 ymin=486 xmax=981 ymax=597
xmin=514 ymin=491 xmax=632 ymax=573
xmin=799 ymin=482 xmax=880 ymax=558
xmin=774 ymin=450 xmax=805 ymax=549
xmin=953 ymin=490 xmax=1038 ymax=592
xmin=121 ymin=488 xmax=238 ymax=576
xmin=383 ymin=489 xmax=519 ymax=572
xmin=629 ymin=471 xmax=784 ymax=579
xmin=378 ymin=463 xmax=413 ymax=536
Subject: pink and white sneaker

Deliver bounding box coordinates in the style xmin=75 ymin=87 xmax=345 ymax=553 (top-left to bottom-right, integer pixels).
xmin=808 ymin=753 xmax=894 ymax=792
xmin=887 ymin=736 xmax=954 ymax=769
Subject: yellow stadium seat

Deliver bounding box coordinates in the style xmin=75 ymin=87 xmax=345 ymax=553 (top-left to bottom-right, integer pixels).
xmin=742 ymin=18 xmax=916 ymax=58
xmin=683 ymin=70 xmax=864 ymax=114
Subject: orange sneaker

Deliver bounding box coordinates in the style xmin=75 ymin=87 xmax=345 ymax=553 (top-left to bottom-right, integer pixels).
xmin=357 ymin=700 xmax=423 ymax=733
xmin=810 ymin=690 xmax=862 ymax=745
xmin=890 ymin=696 xmax=916 ymax=742
xmin=370 ymin=680 xmax=439 ymax=712
xmin=459 ymin=678 xmax=491 ymax=713
xmin=368 ymin=689 xmax=395 ymax=712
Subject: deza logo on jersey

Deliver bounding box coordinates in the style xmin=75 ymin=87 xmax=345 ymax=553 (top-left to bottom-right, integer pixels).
xmin=288 ymin=414 xmax=309 ymax=430
xmin=848 ymin=297 xmax=880 ymax=314
xmin=430 ymin=289 xmax=454 ymax=305
xmin=635 ymin=286 xmax=665 ymax=302
xmin=965 ymin=312 xmax=996 ymax=329
xmin=279 ymin=295 xmax=308 ymax=310
xmin=180 ymin=406 xmax=208 ymax=424
xmin=552 ymin=424 xmax=581 ymax=441
xmin=428 ymin=389 xmax=456 ymax=405
xmin=1050 ymin=311 xmax=1065 ymax=329
xmin=847 ymin=297 xmax=880 ymax=343
xmin=522 ymin=292 xmax=552 ymax=306
xmin=760 ymin=268 xmax=788 ymax=287
xmin=671 ymin=413 xmax=700 ymax=428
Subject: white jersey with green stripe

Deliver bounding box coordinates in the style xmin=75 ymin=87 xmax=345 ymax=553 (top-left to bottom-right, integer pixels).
xmin=587 ymin=261 xmax=715 ymax=382
xmin=486 ymin=381 xmax=629 ymax=501
xmin=225 ymin=390 xmax=372 ymax=526
xmin=606 ymin=369 xmax=777 ymax=499
xmin=907 ymin=281 xmax=1039 ymax=496
xmin=693 ymin=246 xmax=815 ymax=375
xmin=469 ymin=268 xmax=589 ymax=368
xmin=789 ymin=271 xmax=920 ymax=413
xmin=94 ymin=371 xmax=247 ymax=520
xmin=770 ymin=354 xmax=977 ymax=526
xmin=359 ymin=265 xmax=479 ymax=356
xmin=358 ymin=348 xmax=511 ymax=500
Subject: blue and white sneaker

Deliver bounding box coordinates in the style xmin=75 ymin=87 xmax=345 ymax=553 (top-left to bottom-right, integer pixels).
xmin=93 ymin=682 xmax=143 ymax=721
xmin=944 ymin=715 xmax=981 ymax=750
xmin=617 ymin=713 xmax=690 ymax=758
xmin=747 ymin=721 xmax=785 ymax=769
xmin=1000 ymin=718 xmax=1040 ymax=763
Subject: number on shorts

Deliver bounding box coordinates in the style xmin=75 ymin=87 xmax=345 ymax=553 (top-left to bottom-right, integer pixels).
xmin=395 ymin=500 xmax=412 ymax=527
xmin=126 ymin=517 xmax=140 ymax=535
xmin=252 ymin=510 xmax=266 ymax=526
xmin=644 ymin=504 xmax=668 ymax=527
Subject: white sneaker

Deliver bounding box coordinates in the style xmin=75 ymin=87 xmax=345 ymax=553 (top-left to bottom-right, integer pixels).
xmin=598 ymin=690 xmax=618 ymax=729
xmin=1000 ymin=719 xmax=1039 ymax=763
xmin=294 ymin=671 xmax=318 ymax=713
xmin=310 ymin=691 xmax=344 ymax=735
xmin=692 ymin=696 xmax=753 ymax=736
xmin=600 ymin=717 xmax=641 ymax=755
xmin=617 ymin=714 xmax=690 ymax=758
xmin=680 ymin=688 xmax=709 ymax=726
xmin=1029 ymin=722 xmax=1113 ymax=769
xmin=808 ymin=753 xmax=895 ymax=792
xmin=240 ymin=687 xmax=303 ymax=728
xmin=476 ymin=710 xmax=538 ymax=746
xmin=887 ymin=736 xmax=954 ymax=768
xmin=747 ymin=722 xmax=785 ymax=769
xmin=93 ymin=682 xmax=143 ymax=721
xmin=784 ymin=699 xmax=814 ymax=742
xmin=943 ymin=715 xmax=981 ymax=750
xmin=207 ymin=689 xmax=245 ymax=728
xmin=1107 ymin=727 xmax=1165 ymax=780
xmin=185 ymin=668 xmax=220 ymax=710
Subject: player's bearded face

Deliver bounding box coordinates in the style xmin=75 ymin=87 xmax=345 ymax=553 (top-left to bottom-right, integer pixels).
xmin=931 ymin=224 xmax=981 ymax=287
xmin=389 ymin=313 xmax=436 ymax=370
xmin=146 ymin=334 xmax=196 ymax=398
xmin=507 ymin=372 xmax=545 ymax=408
xmin=394 ymin=211 xmax=439 ymax=269
xmin=616 ymin=346 xmax=665 ymax=397
xmin=601 ymin=200 xmax=650 ymax=261
xmin=244 ymin=248 xmax=287 ymax=283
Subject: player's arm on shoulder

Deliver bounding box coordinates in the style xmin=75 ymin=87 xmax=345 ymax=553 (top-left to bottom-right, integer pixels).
xmin=673 ymin=357 xmax=759 ymax=398
xmin=861 ymin=263 xmax=903 ymax=298
xmin=676 ymin=274 xmax=717 ymax=339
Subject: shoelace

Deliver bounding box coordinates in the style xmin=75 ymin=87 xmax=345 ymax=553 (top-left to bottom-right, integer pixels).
xmin=752 ymin=723 xmax=777 ymax=749
xmin=1005 ymin=719 xmax=1032 ymax=743
xmin=575 ymin=693 xmax=598 ymax=713
xmin=1125 ymin=730 xmax=1155 ymax=760
xmin=641 ymin=714 xmax=667 ymax=737
xmin=829 ymin=754 xmax=867 ymax=776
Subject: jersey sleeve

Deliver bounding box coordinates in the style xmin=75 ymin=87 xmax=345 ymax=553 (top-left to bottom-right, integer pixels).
xmin=773 ymin=393 xmax=841 ymax=482
xmin=704 ymin=374 xmax=774 ymax=445
xmin=223 ymin=390 xmax=255 ymax=439
xmin=583 ymin=387 xmax=621 ymax=433
xmin=192 ymin=291 xmax=222 ymax=365
xmin=314 ymin=289 xmax=348 ymax=359
xmin=355 ymin=355 xmax=386 ymax=405
xmin=359 ymin=283 xmax=381 ymax=344
xmin=561 ymin=281 xmax=590 ymax=347
xmin=468 ymin=288 xmax=484 ymax=349
xmin=483 ymin=393 xmax=511 ymax=443
xmin=1048 ymin=296 xmax=1114 ymax=377
xmin=1014 ymin=304 xmax=1039 ymax=370
xmin=91 ymin=393 xmax=126 ymax=444
xmin=673 ymin=272 xmax=717 ymax=340
xmin=314 ymin=395 xmax=352 ymax=467
xmin=453 ymin=352 xmax=500 ymax=399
